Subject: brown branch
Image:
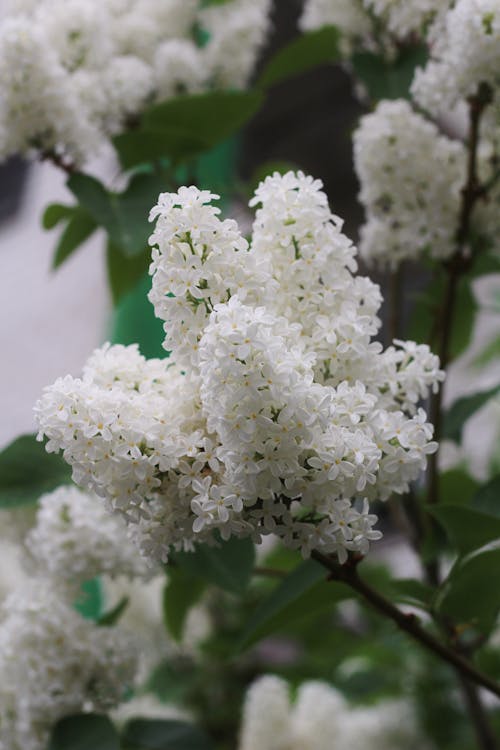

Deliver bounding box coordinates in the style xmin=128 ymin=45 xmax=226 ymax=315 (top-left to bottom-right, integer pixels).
xmin=40 ymin=149 xmax=76 ymax=175
xmin=253 ymin=566 xmax=287 ymax=579
xmin=311 ymin=550 xmax=500 ymax=700
xmin=427 ymin=85 xmax=493 ymax=511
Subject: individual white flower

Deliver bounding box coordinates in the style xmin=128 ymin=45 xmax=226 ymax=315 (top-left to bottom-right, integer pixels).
xmin=353 ymin=99 xmax=466 ymax=266
xmin=0 ymin=581 xmax=138 ymax=750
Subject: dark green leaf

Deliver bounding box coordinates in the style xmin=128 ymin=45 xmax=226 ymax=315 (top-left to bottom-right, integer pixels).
xmin=48 ymin=714 xmax=119 ymax=750
xmin=238 ymin=559 xmax=349 ymax=650
xmin=143 ymin=91 xmax=263 ymax=150
xmin=435 ymin=541 xmax=500 ymax=635
xmin=52 ymin=208 xmax=97 ymax=269
xmin=173 ymin=537 xmax=255 ymax=595
xmin=443 ymin=385 xmax=500 ymax=443
xmin=439 ymin=469 xmax=480 ymax=507
xmin=472 ymin=476 xmax=500 ymax=517
xmin=68 ymin=172 xmax=167 ymax=257
xmin=42 ymin=203 xmax=75 ymax=229
xmin=163 ymin=569 xmax=206 ymax=641
xmin=97 ymin=596 xmax=129 ymax=626
xmin=122 ymin=719 xmax=214 ymax=750
xmin=351 ymin=44 xmax=427 ymax=101
xmin=67 ymin=173 xmax=115 ymax=231
xmin=106 ymin=242 xmax=151 ymax=305
xmin=113 ymin=129 xmax=207 ymax=171
xmin=257 ymin=27 xmax=340 ymax=89
xmin=0 ymin=434 xmax=72 ymax=508
xmin=429 ymin=505 xmax=500 ymax=554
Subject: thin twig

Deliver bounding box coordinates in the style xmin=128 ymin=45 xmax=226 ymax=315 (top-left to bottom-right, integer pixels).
xmin=311 ymin=550 xmax=500 ymax=700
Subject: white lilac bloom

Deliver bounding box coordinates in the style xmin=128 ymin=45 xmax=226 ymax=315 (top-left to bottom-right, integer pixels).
xmin=353 ymin=99 xmax=467 ymax=267
xmin=238 ymin=676 xmax=428 ymax=750
xmin=299 ymin=0 xmax=451 ymax=54
xmin=0 ymin=582 xmax=137 ymax=750
xmin=299 ymin=0 xmax=375 ymax=56
xmin=25 ymin=485 xmax=151 ymax=594
xmin=364 ymin=0 xmax=452 ymax=37
xmin=35 ymin=172 xmax=443 ymax=565
xmin=412 ymin=0 xmax=500 ymax=117
xmin=199 ymin=0 xmax=273 ymax=89
xmin=0 ymin=0 xmax=272 ymax=166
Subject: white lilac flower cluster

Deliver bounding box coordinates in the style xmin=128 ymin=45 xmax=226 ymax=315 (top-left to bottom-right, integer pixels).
xmin=0 ymin=582 xmax=137 ymax=750
xmin=35 ymin=172 xmax=443 ymax=565
xmin=0 ymin=484 xmax=158 ymax=750
xmin=299 ymin=0 xmax=451 ymax=53
xmin=411 ymin=0 xmax=500 ymax=119
xmin=299 ymin=0 xmax=374 ymax=55
xmin=0 ymin=0 xmax=271 ymax=165
xmin=353 ymin=99 xmax=467 ymax=266
xmin=25 ymin=485 xmax=151 ymax=594
xmin=238 ymin=676 xmax=428 ymax=750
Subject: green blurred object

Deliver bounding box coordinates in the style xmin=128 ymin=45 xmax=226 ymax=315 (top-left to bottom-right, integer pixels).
xmin=74 ymin=577 xmax=103 ymax=621
xmin=110 ymin=138 xmax=238 ymax=358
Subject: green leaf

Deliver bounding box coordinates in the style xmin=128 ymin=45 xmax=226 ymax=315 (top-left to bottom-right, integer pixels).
xmin=472 ymin=475 xmax=500 ymax=517
xmin=113 ymin=129 xmax=206 ymax=171
xmin=163 ymin=569 xmax=206 ymax=641
xmin=74 ymin=578 xmax=103 ymax=621
xmin=443 ymin=385 xmax=500 ymax=443
xmin=122 ymin=719 xmax=214 ymax=750
xmin=97 ymin=595 xmax=129 ymax=626
xmin=238 ymin=559 xmax=349 ymax=650
xmin=143 ymin=91 xmax=262 ymax=147
xmin=52 ymin=208 xmax=97 ymax=269
xmin=435 ymin=541 xmax=500 ymax=635
xmin=106 ymin=242 xmax=151 ymax=305
xmin=0 ymin=434 xmax=72 ymax=508
xmin=257 ymin=27 xmax=341 ymax=89
xmin=48 ymin=714 xmax=120 ymax=750
xmin=351 ymin=44 xmax=427 ymax=101
xmin=68 ymin=172 xmax=167 ymax=257
xmin=429 ymin=505 xmax=500 ymax=555
xmin=439 ymin=469 xmax=480 ymax=507
xmin=173 ymin=537 xmax=255 ymax=596
xmin=42 ymin=203 xmax=75 ymax=229
xmin=389 ymin=578 xmax=434 ymax=611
